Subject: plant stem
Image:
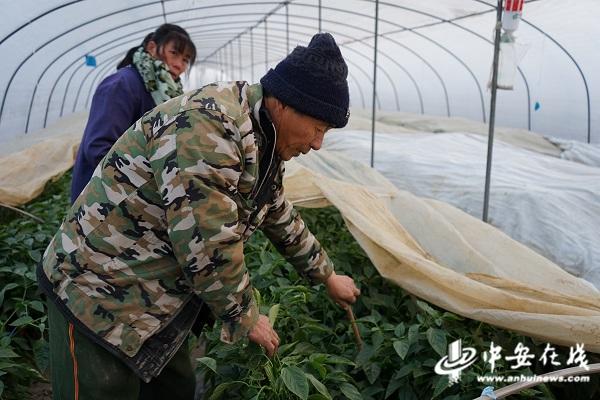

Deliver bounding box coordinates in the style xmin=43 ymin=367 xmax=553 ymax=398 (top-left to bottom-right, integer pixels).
xmin=0 ymin=203 xmax=44 ymax=223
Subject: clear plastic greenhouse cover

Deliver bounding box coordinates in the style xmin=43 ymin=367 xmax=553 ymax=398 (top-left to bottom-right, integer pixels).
xmin=1 ymin=0 xmax=599 ymax=147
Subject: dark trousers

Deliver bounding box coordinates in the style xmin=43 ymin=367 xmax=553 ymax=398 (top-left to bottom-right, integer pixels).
xmin=47 ymin=300 xmax=196 ymax=400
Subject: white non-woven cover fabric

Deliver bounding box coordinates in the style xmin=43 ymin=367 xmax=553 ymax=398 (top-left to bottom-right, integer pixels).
xmin=347 ymin=108 xmax=563 ymax=158
xmin=322 ymin=129 xmax=600 ymax=290
xmin=0 ymin=112 xmax=86 ymax=206
xmin=348 ymin=108 xmax=600 ymax=168
xmin=549 ymin=137 xmax=600 ymax=168
xmin=286 ymin=150 xmax=600 ymax=353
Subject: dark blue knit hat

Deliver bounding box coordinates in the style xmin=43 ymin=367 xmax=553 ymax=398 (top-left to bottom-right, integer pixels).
xmin=260 ymin=32 xmax=350 ymax=128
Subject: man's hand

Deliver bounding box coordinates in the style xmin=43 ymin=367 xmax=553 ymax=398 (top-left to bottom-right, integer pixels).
xmin=325 ymin=271 xmax=361 ymax=308
xmin=247 ymin=314 xmax=280 ymax=358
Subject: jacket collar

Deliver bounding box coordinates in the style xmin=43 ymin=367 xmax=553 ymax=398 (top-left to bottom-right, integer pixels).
xmin=247 ymin=84 xmax=277 ymax=154
xmin=247 ymin=83 xmax=264 ymax=128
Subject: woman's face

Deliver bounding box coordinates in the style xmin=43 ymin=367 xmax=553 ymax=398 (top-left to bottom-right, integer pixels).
xmin=147 ymin=40 xmax=192 ymax=79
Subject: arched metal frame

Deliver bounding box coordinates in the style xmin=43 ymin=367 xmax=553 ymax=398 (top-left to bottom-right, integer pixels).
xmin=1 ymin=1 xmax=483 ymax=130
xmin=1 ymin=1 xmax=167 ymax=129
xmin=194 ymin=16 xmax=413 ymax=110
xmin=192 ymin=24 xmax=402 ymax=109
xmin=0 ymin=0 xmax=592 ymax=144
xmin=45 ymin=10 xmax=426 ymax=129
xmin=196 ymin=32 xmax=382 ymax=107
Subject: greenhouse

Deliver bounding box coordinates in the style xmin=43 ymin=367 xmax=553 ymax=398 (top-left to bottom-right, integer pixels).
xmin=1 ymin=1 xmax=599 ymax=399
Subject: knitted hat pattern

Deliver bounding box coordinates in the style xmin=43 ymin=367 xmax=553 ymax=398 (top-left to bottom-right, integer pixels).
xmin=260 ymin=32 xmax=350 ymax=128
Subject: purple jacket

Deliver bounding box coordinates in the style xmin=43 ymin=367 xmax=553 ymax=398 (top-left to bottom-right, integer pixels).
xmin=71 ymin=66 xmax=155 ymax=203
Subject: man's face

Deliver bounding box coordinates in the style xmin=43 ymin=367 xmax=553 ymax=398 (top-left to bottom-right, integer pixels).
xmin=274 ymin=107 xmax=330 ymax=161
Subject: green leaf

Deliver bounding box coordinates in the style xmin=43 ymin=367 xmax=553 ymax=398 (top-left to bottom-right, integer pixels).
xmin=392 ymin=364 xmax=414 ymax=381
xmin=300 ymin=323 xmax=332 ymax=334
xmin=355 ymin=344 xmax=375 ymax=367
xmin=208 ymin=382 xmax=238 ymax=400
xmin=307 ymin=395 xmax=329 ymax=400
xmin=197 ymin=356 xmax=217 ymax=374
xmin=30 ymin=300 xmax=45 ymax=313
xmin=361 ymin=386 xmax=384 ymax=397
xmin=281 ymin=366 xmax=309 ymax=400
xmin=339 ymin=383 xmax=362 ymax=400
xmin=306 ymin=373 xmax=332 ymax=400
xmin=0 ymin=283 xmax=19 ymax=307
xmin=371 ymin=330 xmax=384 ymax=351
xmin=0 ymin=380 xmax=4 ymax=398
xmin=385 ymin=377 xmax=404 ymax=398
xmin=394 ymin=322 xmax=406 ymax=338
xmin=412 ymin=367 xmax=429 ymax=379
xmin=34 ymin=233 xmax=48 ymax=242
xmin=33 ymin=339 xmax=49 ymax=374
xmin=397 ymin=386 xmax=417 ymax=400
xmin=28 ymin=249 xmax=41 ymax=262
xmin=363 ymin=362 xmax=381 ymax=385
xmin=0 ymin=361 xmax=19 ymax=371
xmin=9 ymin=316 xmax=33 ymax=327
xmin=253 ymin=288 xmax=261 ymax=308
xmin=323 ymin=354 xmax=354 ymax=366
xmin=393 ymin=339 xmax=409 ymax=360
xmin=258 ymin=261 xmax=273 ymax=275
xmin=426 ymin=328 xmax=447 ymax=357
xmin=309 ymin=360 xmax=327 ymax=379
xmin=268 ymin=304 xmax=280 ymax=327
xmin=278 ymin=341 xmax=298 ymax=355
xmin=432 ymin=376 xmax=449 ymax=399
xmin=408 ymin=324 xmax=420 ymax=345
xmin=1 ymin=283 xmax=19 ymax=292
xmin=416 ymin=299 xmax=439 ymax=317
xmin=0 ymin=348 xmax=20 ymax=358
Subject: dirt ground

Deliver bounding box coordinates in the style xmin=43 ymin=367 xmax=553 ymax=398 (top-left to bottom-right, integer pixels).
xmin=28 ymin=381 xmax=52 ymax=400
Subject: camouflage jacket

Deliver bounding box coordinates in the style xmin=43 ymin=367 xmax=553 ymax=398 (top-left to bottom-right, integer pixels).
xmin=39 ymin=81 xmax=334 ymax=361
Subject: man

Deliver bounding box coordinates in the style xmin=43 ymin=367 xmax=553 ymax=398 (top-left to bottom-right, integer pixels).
xmin=38 ymin=32 xmax=360 ymax=399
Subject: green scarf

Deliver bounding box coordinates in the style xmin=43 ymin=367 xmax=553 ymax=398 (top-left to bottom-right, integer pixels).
xmin=132 ymin=46 xmax=184 ymax=105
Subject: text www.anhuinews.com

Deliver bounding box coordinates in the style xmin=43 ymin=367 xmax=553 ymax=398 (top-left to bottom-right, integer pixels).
xmin=477 ymin=374 xmax=590 ymax=384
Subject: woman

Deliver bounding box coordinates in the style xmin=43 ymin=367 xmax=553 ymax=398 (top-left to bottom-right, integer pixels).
xmin=70 ymin=23 xmax=196 ymax=202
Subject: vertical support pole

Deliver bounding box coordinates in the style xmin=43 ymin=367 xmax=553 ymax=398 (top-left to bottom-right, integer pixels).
xmin=265 ymin=18 xmax=269 ymax=72
xmin=229 ymin=42 xmax=234 ymax=80
xmin=318 ymin=0 xmax=322 ymax=32
xmin=482 ymin=0 xmax=503 ymax=222
xmin=160 ymin=0 xmax=167 ymax=23
xmin=238 ymin=38 xmax=242 ymax=79
xmin=222 ymin=49 xmax=225 ymax=80
xmin=221 ymin=50 xmax=225 ymax=81
xmin=218 ymin=50 xmax=222 ymax=80
xmin=225 ymin=45 xmax=229 ymax=80
xmin=225 ymin=44 xmax=228 ymax=80
xmin=286 ymin=3 xmax=290 ymax=53
xmin=250 ymin=29 xmax=255 ymax=82
xmin=370 ymin=0 xmax=379 ymax=168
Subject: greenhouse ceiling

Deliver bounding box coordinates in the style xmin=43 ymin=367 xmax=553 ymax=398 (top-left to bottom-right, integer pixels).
xmin=1 ymin=0 xmax=598 ymax=143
